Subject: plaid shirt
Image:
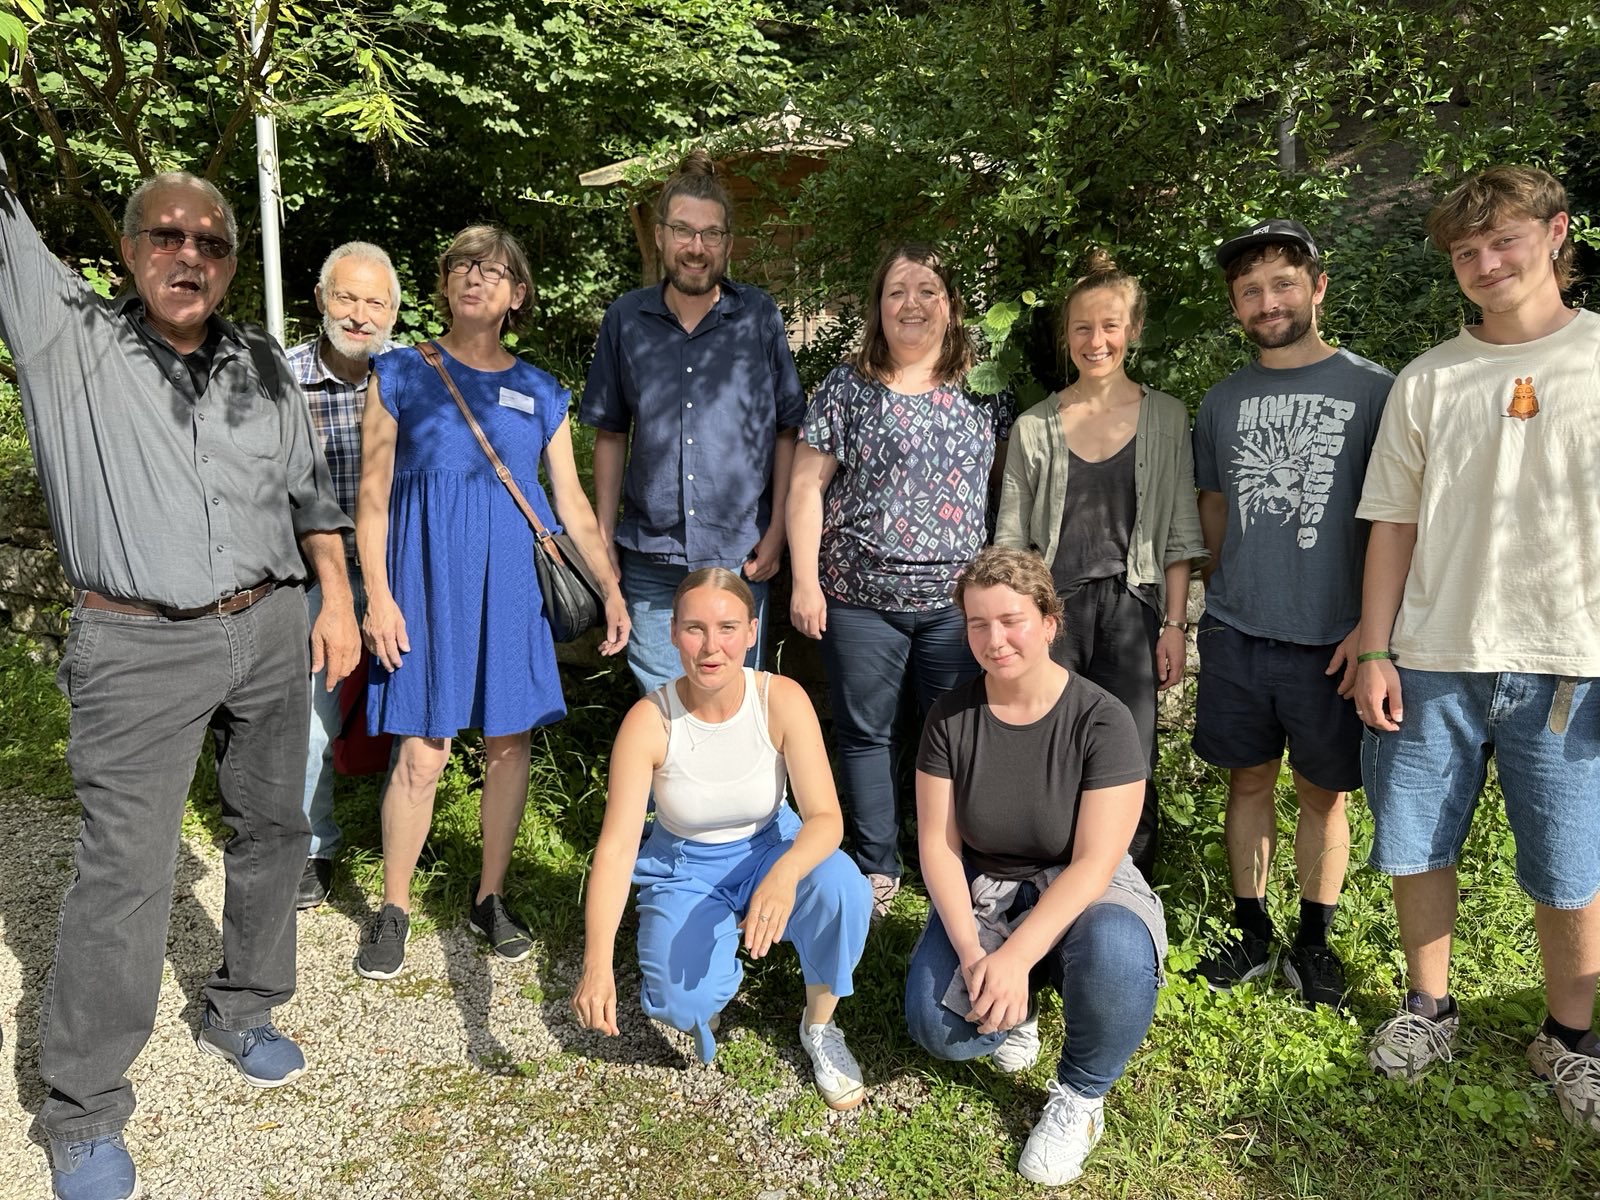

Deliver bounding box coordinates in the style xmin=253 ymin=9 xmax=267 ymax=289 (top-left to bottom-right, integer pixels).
xmin=288 ymin=335 xmax=398 ymax=559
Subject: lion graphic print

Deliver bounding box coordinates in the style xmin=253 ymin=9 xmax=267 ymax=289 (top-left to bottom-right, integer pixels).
xmin=1230 ymin=394 xmax=1358 ymax=550
xmin=1194 ymin=348 xmax=1393 ymax=644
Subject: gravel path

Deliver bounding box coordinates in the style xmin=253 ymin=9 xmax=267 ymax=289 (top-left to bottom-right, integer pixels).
xmin=0 ymin=792 xmax=899 ymax=1199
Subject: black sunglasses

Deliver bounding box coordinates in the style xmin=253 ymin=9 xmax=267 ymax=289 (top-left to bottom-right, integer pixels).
xmin=138 ymin=226 xmax=234 ymax=260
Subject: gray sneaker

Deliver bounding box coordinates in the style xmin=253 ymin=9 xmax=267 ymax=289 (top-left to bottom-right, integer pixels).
xmin=354 ymin=903 xmax=410 ymax=979
xmin=1528 ymin=1029 xmax=1600 ymax=1134
xmin=1368 ymin=1009 xmax=1459 ymax=1082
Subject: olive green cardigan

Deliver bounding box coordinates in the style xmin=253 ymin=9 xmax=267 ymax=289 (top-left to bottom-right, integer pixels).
xmin=993 ymin=386 xmax=1208 ymax=614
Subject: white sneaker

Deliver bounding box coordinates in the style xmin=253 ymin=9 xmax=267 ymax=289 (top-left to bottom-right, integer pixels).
xmin=1017 ymin=1080 xmax=1103 ymax=1185
xmin=1368 ymin=1009 xmax=1459 ymax=1082
xmin=798 ymin=1018 xmax=865 ymax=1110
xmin=991 ymin=1009 xmax=1041 ymax=1074
xmin=1529 ymin=1029 xmax=1600 ymax=1134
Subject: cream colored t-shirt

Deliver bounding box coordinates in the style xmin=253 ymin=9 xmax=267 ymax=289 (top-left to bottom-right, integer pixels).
xmin=1356 ymin=308 xmax=1600 ymax=674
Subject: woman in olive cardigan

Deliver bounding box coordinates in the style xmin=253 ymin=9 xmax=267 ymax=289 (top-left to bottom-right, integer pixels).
xmin=994 ymin=251 xmax=1206 ymax=878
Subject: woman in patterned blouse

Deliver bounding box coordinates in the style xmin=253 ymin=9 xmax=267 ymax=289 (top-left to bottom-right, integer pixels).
xmin=788 ymin=243 xmax=1012 ymax=920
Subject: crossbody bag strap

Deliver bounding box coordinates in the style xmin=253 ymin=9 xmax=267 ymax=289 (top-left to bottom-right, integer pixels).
xmin=416 ymin=339 xmax=572 ymax=569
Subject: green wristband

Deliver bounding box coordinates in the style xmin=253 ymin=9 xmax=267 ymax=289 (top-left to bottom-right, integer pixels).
xmin=1356 ymin=650 xmax=1395 ymax=663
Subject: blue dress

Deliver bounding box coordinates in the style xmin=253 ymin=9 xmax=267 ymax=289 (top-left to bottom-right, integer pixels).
xmin=366 ymin=343 xmax=571 ymax=738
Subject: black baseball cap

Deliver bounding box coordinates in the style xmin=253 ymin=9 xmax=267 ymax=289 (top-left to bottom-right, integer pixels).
xmin=1216 ymin=218 xmax=1321 ymax=270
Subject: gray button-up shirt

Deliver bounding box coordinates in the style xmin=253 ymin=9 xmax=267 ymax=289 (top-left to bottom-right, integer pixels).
xmin=0 ymin=176 xmax=350 ymax=610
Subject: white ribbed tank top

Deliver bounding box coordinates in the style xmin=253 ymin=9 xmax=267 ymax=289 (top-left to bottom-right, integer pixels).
xmin=650 ymin=668 xmax=789 ymax=843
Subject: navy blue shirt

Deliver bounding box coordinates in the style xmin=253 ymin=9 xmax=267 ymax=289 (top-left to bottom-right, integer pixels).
xmin=579 ymin=279 xmax=805 ymax=569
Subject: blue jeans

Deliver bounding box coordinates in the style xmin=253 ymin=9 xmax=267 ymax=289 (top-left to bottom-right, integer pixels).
xmin=904 ymin=883 xmax=1159 ymax=1096
xmin=633 ymin=805 xmax=871 ymax=1063
xmin=619 ymin=551 xmax=768 ymax=696
xmin=818 ymin=600 xmax=977 ymax=877
xmin=1364 ymin=668 xmax=1600 ymax=908
xmin=303 ymin=575 xmax=367 ymax=859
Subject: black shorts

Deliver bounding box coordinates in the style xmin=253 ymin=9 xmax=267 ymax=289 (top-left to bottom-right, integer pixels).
xmin=1190 ymin=614 xmax=1363 ymax=792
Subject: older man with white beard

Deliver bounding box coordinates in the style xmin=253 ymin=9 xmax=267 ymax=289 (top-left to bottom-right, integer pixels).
xmin=287 ymin=241 xmax=402 ymax=908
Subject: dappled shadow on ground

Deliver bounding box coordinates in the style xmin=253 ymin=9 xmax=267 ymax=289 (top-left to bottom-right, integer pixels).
xmin=1 ymin=795 xmax=224 ymax=1157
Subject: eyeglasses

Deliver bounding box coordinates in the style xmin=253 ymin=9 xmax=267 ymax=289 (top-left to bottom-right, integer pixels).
xmin=137 ymin=227 xmax=233 ymax=260
xmin=663 ymin=223 xmax=729 ymax=249
xmin=327 ymin=290 xmax=392 ymax=316
xmin=444 ymin=256 xmax=514 ymax=283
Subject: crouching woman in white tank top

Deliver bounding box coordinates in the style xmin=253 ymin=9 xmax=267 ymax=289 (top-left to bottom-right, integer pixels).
xmin=573 ymin=567 xmax=873 ymax=1109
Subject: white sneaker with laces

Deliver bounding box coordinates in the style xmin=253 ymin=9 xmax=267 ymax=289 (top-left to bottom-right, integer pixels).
xmin=1017 ymin=1079 xmax=1103 ymax=1185
xmin=1368 ymin=1009 xmax=1459 ymax=1082
xmin=798 ymin=1018 xmax=865 ymax=1110
xmin=992 ymin=1009 xmax=1041 ymax=1074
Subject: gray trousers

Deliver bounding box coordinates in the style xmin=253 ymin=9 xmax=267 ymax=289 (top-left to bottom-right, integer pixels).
xmin=38 ymin=584 xmax=312 ymax=1141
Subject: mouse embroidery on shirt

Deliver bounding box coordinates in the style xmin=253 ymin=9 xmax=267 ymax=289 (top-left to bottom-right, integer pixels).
xmin=1506 ymin=376 xmax=1539 ymax=420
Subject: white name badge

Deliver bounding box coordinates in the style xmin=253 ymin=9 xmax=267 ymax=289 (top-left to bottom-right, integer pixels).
xmin=499 ymin=388 xmax=538 ymax=414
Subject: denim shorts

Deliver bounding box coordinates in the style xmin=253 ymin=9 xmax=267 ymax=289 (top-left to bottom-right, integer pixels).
xmin=1191 ymin=614 xmax=1364 ymax=792
xmin=1362 ymin=668 xmax=1600 ymax=909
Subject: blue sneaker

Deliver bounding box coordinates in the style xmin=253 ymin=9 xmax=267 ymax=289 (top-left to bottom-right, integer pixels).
xmin=50 ymin=1133 xmax=139 ymax=1200
xmin=197 ymin=1013 xmax=306 ymax=1088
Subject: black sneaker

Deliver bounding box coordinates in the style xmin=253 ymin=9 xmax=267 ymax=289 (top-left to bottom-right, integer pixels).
xmin=470 ymin=892 xmax=533 ymax=962
xmin=1196 ymin=928 xmax=1272 ymax=991
xmin=354 ymin=903 xmax=410 ymax=979
xmin=296 ymin=858 xmax=333 ymax=910
xmin=1282 ymin=943 xmax=1347 ymax=1009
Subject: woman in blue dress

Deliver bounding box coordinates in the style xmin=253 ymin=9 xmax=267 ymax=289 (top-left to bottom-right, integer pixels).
xmin=352 ymin=225 xmax=629 ymax=979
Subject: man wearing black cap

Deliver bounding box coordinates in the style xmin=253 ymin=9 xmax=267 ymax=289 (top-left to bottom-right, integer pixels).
xmin=1190 ymin=219 xmax=1393 ymax=1008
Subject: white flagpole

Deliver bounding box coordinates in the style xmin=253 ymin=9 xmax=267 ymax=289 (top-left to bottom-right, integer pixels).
xmin=250 ymin=0 xmax=285 ymax=343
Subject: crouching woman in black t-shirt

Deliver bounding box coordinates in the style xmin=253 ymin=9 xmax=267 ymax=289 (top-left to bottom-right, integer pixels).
xmin=905 ymin=546 xmax=1165 ymax=1187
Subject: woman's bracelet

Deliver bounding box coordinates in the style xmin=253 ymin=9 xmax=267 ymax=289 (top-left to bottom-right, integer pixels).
xmin=1356 ymin=650 xmax=1395 ymax=663
xmin=1161 ymin=618 xmax=1190 ymax=632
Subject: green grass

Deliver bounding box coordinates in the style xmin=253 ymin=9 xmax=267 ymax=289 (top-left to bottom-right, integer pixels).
xmin=3 ymin=639 xmax=1597 ymax=1197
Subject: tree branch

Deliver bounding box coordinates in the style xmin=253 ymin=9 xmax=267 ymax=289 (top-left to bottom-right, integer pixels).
xmin=17 ymin=55 xmax=122 ymax=250
xmin=205 ymin=0 xmax=282 ymax=178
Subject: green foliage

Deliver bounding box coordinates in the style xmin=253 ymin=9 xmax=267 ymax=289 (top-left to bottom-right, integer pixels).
xmin=774 ymin=0 xmax=1600 ymax=407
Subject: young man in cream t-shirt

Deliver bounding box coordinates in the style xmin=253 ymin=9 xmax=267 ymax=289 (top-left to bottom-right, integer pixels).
xmin=1353 ymin=165 xmax=1599 ymax=1135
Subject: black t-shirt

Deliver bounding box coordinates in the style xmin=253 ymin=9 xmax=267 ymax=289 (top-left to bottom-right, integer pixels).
xmin=1052 ymin=437 xmax=1136 ymax=592
xmin=917 ymin=673 xmax=1147 ymax=879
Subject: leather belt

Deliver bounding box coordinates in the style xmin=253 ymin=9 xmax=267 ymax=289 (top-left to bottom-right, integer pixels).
xmin=81 ymin=580 xmax=277 ymax=621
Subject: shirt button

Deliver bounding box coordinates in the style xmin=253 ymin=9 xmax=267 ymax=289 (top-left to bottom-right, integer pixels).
xmin=686 ymin=438 xmax=693 ymax=445
xmin=686 ymin=402 xmax=693 ymax=409
xmin=216 ymin=544 xmax=225 ymax=552
xmin=171 ymin=371 xmax=183 ymax=382
xmin=197 ymin=413 xmax=206 ymax=421
xmin=201 ymin=455 xmax=210 ymax=463
xmin=688 ymin=509 xmax=695 ymax=516
xmin=211 ymin=497 xmax=220 ymax=505
xmin=687 ymin=474 xmax=695 ymax=481
xmin=686 ymin=367 xmax=694 ymax=374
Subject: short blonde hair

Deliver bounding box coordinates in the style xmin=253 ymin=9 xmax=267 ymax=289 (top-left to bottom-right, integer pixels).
xmin=1426 ymin=166 xmax=1575 ymax=290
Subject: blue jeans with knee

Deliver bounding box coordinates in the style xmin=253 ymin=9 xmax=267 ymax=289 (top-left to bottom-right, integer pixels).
xmin=904 ymin=882 xmax=1159 ymax=1097
xmin=818 ymin=599 xmax=977 ymax=877
xmin=620 ymin=550 xmax=768 ymax=696
xmin=632 ymin=804 xmax=871 ymax=1062
xmin=303 ymin=574 xmax=367 ymax=859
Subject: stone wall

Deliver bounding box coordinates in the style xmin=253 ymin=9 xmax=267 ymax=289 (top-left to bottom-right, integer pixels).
xmin=0 ymin=468 xmax=69 ymax=656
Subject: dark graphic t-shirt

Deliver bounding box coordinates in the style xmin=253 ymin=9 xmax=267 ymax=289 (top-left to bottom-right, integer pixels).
xmin=1193 ymin=348 xmax=1392 ymax=644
